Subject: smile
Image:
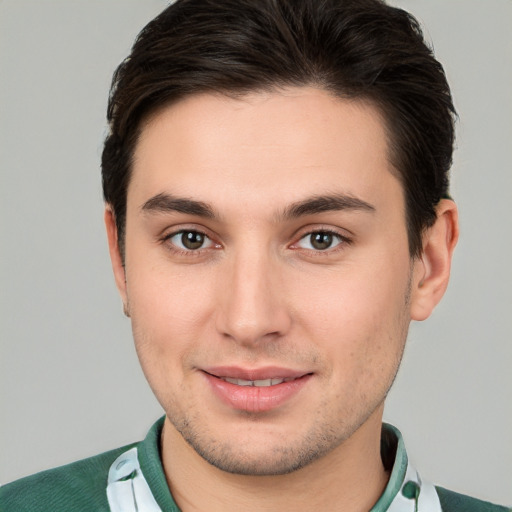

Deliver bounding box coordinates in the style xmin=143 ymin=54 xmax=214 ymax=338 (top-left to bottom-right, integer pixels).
xmin=202 ymin=368 xmax=312 ymax=412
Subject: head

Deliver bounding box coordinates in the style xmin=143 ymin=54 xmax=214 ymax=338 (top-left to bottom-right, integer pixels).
xmin=102 ymin=0 xmax=456 ymax=260
xmin=102 ymin=0 xmax=458 ymax=476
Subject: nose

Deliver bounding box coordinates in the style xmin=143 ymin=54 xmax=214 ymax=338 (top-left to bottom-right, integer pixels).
xmin=215 ymin=249 xmax=292 ymax=346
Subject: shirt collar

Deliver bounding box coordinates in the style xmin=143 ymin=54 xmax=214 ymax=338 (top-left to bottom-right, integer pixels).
xmin=107 ymin=417 xmax=441 ymax=512
xmin=372 ymin=423 xmax=442 ymax=512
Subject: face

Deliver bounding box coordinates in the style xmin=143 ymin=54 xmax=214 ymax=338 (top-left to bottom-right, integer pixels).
xmin=113 ymin=88 xmax=419 ymax=475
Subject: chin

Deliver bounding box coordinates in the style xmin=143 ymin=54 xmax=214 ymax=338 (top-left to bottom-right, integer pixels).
xmin=175 ymin=417 xmax=345 ymax=476
xmin=192 ymin=441 xmax=328 ymax=476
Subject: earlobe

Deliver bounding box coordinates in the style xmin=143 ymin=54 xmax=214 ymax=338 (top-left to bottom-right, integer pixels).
xmin=410 ymin=199 xmax=459 ymax=321
xmin=104 ymin=206 xmax=128 ymax=308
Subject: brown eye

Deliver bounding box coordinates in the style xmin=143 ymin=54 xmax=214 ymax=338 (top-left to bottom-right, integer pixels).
xmin=310 ymin=232 xmax=333 ymax=250
xmin=296 ymin=231 xmax=343 ymax=251
xmin=181 ymin=231 xmax=205 ymax=250
xmin=168 ymin=230 xmax=213 ymax=251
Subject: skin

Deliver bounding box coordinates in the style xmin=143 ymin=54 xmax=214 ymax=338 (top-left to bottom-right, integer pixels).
xmin=105 ymin=87 xmax=458 ymax=511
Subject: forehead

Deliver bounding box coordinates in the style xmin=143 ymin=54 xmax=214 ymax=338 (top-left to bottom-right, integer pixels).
xmin=130 ymin=87 xmax=400 ymax=212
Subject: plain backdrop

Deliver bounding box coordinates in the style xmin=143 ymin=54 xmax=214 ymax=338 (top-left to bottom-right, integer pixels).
xmin=1 ymin=0 xmax=511 ymax=505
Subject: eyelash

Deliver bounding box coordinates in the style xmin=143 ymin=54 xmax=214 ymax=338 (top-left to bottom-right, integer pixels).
xmin=161 ymin=229 xmax=219 ymax=257
xmin=292 ymin=228 xmax=352 ymax=256
xmin=160 ymin=227 xmax=352 ymax=257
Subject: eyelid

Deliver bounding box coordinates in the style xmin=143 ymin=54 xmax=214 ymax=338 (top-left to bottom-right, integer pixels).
xmin=289 ymin=226 xmax=353 ymax=252
xmin=169 ymin=231 xmax=215 ymax=250
xmin=160 ymin=225 xmax=222 ymax=254
xmin=158 ymin=223 xmax=351 ymax=256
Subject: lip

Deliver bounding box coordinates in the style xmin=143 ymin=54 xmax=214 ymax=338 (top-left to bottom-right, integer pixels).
xmin=203 ymin=365 xmax=307 ymax=381
xmin=201 ymin=366 xmax=312 ymax=413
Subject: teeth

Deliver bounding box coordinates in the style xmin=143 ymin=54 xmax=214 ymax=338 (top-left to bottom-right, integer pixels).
xmin=223 ymin=377 xmax=287 ymax=387
xmin=251 ymin=378 xmax=271 ymax=387
xmin=225 ymin=378 xmax=253 ymax=386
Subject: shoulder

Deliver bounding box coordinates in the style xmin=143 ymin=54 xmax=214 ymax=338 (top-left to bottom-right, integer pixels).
xmin=0 ymin=443 xmax=136 ymax=512
xmin=436 ymin=486 xmax=511 ymax=512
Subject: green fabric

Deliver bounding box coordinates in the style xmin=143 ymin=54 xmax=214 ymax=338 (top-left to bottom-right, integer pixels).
xmin=138 ymin=418 xmax=180 ymax=512
xmin=0 ymin=443 xmax=133 ymax=511
xmin=436 ymin=487 xmax=511 ymax=512
xmin=371 ymin=423 xmax=409 ymax=511
xmin=0 ymin=419 xmax=177 ymax=512
xmin=1 ymin=417 xmax=509 ymax=511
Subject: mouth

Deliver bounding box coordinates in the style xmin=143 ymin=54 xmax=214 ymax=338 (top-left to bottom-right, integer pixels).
xmin=203 ymin=366 xmax=310 ymax=385
xmin=202 ymin=367 xmax=312 ymax=412
xmin=208 ymin=374 xmax=302 ymax=387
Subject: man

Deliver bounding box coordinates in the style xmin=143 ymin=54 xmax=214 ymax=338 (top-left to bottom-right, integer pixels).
xmin=1 ymin=0 xmax=509 ymax=510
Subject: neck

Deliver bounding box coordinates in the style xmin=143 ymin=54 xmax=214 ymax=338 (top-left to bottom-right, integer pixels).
xmin=161 ymin=408 xmax=389 ymax=512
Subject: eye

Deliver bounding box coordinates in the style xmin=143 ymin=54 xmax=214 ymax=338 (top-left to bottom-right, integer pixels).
xmin=167 ymin=230 xmax=215 ymax=251
xmin=296 ymin=231 xmax=344 ymax=251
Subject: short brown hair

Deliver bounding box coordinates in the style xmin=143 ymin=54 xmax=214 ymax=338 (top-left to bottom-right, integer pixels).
xmin=102 ymin=0 xmax=456 ymax=258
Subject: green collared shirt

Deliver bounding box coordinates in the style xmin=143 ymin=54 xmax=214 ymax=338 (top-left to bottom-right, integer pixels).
xmin=1 ymin=417 xmax=509 ymax=511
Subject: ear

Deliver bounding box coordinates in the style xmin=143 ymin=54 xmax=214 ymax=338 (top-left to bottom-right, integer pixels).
xmin=410 ymin=199 xmax=459 ymax=321
xmin=104 ymin=205 xmax=128 ymax=308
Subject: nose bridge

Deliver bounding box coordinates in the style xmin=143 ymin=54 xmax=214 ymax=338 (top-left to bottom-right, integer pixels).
xmin=216 ymin=243 xmax=289 ymax=345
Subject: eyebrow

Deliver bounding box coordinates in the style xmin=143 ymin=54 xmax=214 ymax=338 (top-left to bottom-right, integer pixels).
xmin=280 ymin=193 xmax=375 ymax=219
xmin=141 ymin=192 xmax=375 ymax=220
xmin=141 ymin=193 xmax=216 ymax=218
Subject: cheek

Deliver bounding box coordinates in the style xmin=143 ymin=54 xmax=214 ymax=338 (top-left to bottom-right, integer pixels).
xmin=128 ymin=244 xmax=212 ymax=316
xmin=126 ymin=256 xmax=217 ymax=365
xmin=290 ymin=255 xmax=411 ymax=364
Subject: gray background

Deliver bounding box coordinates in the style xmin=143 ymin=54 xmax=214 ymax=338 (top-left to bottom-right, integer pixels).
xmin=1 ymin=0 xmax=511 ymax=505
